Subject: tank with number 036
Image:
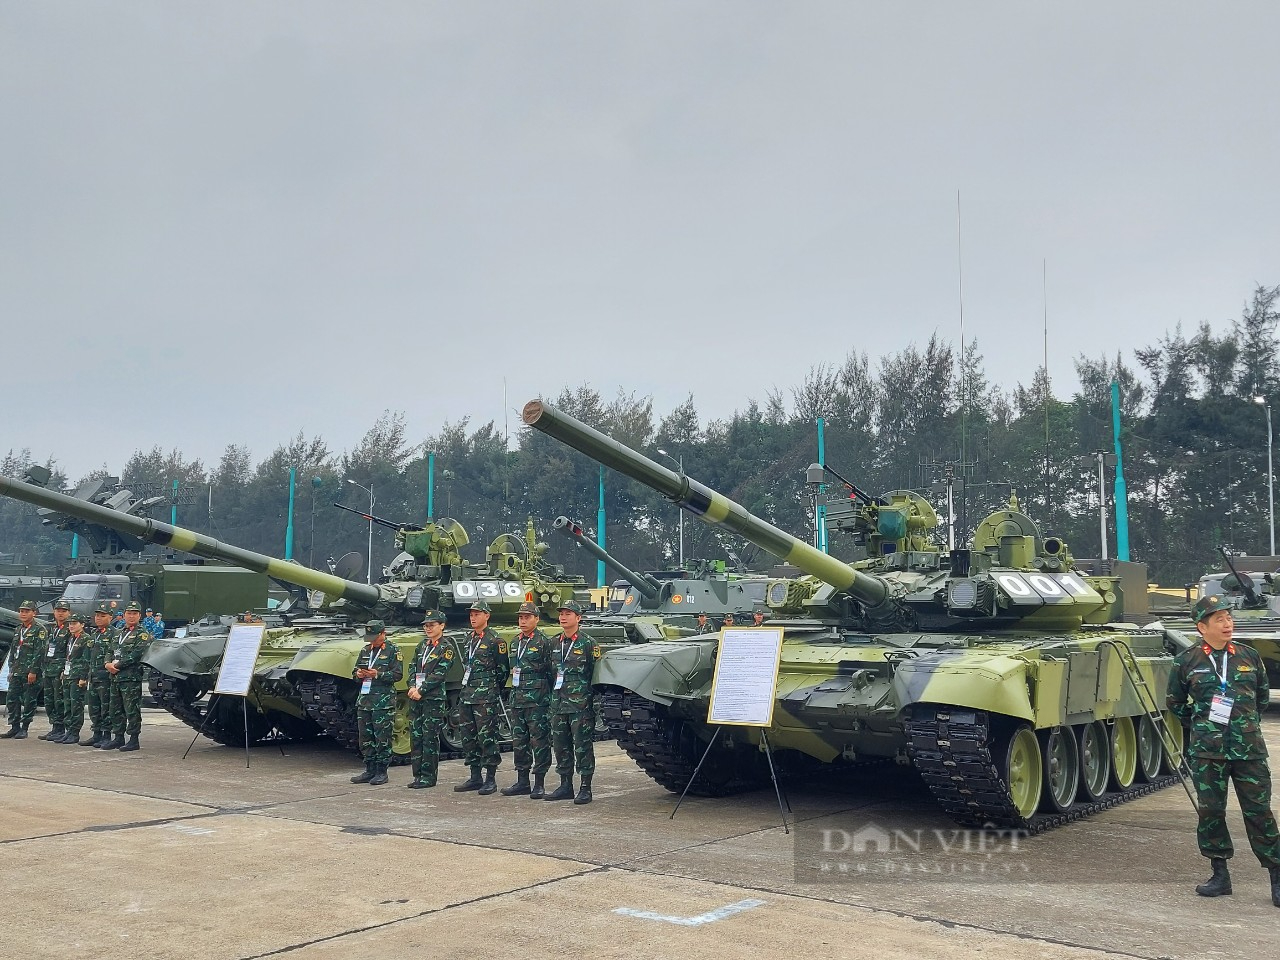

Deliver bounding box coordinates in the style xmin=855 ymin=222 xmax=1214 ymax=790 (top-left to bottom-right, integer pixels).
xmin=0 ymin=474 xmax=588 ymax=761
xmin=523 ymin=398 xmax=1194 ymax=834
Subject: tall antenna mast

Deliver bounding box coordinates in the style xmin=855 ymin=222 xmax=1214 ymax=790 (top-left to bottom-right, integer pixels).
xmin=1042 ymin=258 xmax=1050 ymax=517
xmin=956 ymin=191 xmax=966 ymax=468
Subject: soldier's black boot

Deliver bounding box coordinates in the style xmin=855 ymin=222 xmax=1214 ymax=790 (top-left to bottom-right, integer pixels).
xmin=58 ymin=730 xmax=79 ymax=744
xmin=369 ymin=763 xmax=389 ymax=786
xmin=478 ymin=766 xmax=498 ymax=796
xmin=454 ymin=765 xmax=484 ymax=792
xmin=14 ymin=725 xmax=30 ymax=740
xmin=501 ymin=771 xmax=531 ymax=796
xmin=79 ymin=729 xmax=102 ymax=747
xmin=1195 ymin=858 xmax=1232 ymax=897
xmin=118 ymin=734 xmax=140 ymax=752
xmin=573 ymin=774 xmax=593 ymax=805
xmin=99 ymin=733 xmax=124 ymax=750
xmin=1270 ymin=866 xmax=1280 ymax=907
xmin=544 ymin=775 xmax=575 ymax=801
xmin=529 ymin=773 xmax=546 ymax=800
xmin=350 ymin=761 xmax=375 ymax=784
xmin=39 ymin=724 xmax=65 ymax=741
xmin=0 ymin=724 xmax=20 ymax=739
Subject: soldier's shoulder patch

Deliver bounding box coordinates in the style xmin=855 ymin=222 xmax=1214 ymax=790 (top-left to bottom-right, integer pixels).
xmin=497 ymin=640 xmax=508 ymax=654
xmin=443 ymin=647 xmax=454 ymax=660
xmin=592 ymin=646 xmax=601 ymax=660
xmin=1239 ymin=664 xmax=1252 ymax=672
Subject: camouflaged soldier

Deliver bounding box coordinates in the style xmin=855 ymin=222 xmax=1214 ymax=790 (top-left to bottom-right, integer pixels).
xmin=1168 ymin=594 xmax=1280 ymax=906
xmin=56 ymin=612 xmax=92 ymax=744
xmin=350 ymin=620 xmax=402 ymax=786
xmin=546 ymin=600 xmax=600 ymax=805
xmin=502 ymin=601 xmax=555 ymax=798
xmin=102 ymin=601 xmax=153 ymax=752
xmin=82 ymin=603 xmax=116 ymax=747
xmin=1 ymin=600 xmax=46 ymax=739
xmin=406 ymin=610 xmax=453 ymax=789
xmin=37 ymin=600 xmax=73 ymax=741
xmin=453 ymin=600 xmax=510 ymax=796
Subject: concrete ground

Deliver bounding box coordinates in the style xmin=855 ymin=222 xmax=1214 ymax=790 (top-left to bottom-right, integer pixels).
xmin=2 ymin=710 xmax=1277 ymax=960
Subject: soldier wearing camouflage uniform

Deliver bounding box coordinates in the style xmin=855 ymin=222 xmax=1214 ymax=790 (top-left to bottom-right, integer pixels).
xmin=82 ymin=604 xmax=116 ymax=747
xmin=1168 ymin=594 xmax=1280 ymax=906
xmin=546 ymin=600 xmax=600 ymax=805
xmin=350 ymin=620 xmax=401 ymax=786
xmin=38 ymin=600 xmax=72 ymax=741
xmin=56 ymin=612 xmax=92 ymax=744
xmin=501 ymin=601 xmax=555 ymax=798
xmin=1 ymin=600 xmax=46 ymax=739
xmin=103 ymin=601 xmax=153 ymax=752
xmin=406 ymin=610 xmax=454 ymax=789
xmin=452 ymin=600 xmax=509 ymax=796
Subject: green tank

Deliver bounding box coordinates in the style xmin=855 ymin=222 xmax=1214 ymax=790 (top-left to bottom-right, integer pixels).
xmin=1173 ymin=548 xmax=1280 ymax=687
xmin=523 ymin=399 xmax=1193 ymax=833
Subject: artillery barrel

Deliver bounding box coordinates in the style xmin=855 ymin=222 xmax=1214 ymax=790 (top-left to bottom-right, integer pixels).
xmin=552 ymin=516 xmax=661 ymax=600
xmin=523 ymin=400 xmax=890 ymax=611
xmin=0 ymin=476 xmax=381 ymax=608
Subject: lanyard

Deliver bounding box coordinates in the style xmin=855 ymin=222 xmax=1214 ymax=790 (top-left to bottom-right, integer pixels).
xmin=366 ymin=647 xmax=381 ymax=670
xmin=466 ymin=632 xmax=484 ymax=666
xmin=558 ymin=636 xmax=576 ymax=669
xmin=1212 ymin=649 xmax=1229 ymax=689
xmin=515 ymin=632 xmax=536 ymax=666
xmin=418 ymin=640 xmax=439 ymax=669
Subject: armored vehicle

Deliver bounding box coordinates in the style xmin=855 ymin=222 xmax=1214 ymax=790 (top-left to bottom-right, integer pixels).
xmin=523 ymin=399 xmax=1192 ymax=833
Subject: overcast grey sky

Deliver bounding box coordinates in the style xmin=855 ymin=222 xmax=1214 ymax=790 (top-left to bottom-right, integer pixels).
xmin=4 ymin=2 xmax=1278 ymax=480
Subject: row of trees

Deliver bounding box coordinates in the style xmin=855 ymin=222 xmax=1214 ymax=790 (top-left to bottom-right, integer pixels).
xmin=3 ymin=285 xmax=1278 ymax=588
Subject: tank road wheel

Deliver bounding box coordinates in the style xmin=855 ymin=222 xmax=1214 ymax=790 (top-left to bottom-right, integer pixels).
xmin=1108 ymin=717 xmax=1138 ymax=790
xmin=1135 ymin=715 xmax=1163 ymax=783
xmin=996 ymin=724 xmax=1043 ymax=820
xmin=1160 ymin=711 xmax=1185 ymax=774
xmin=1076 ymin=721 xmax=1111 ymax=802
xmin=390 ymin=693 xmax=412 ymax=765
xmin=441 ymin=690 xmax=466 ymax=753
xmin=1037 ymin=726 xmax=1079 ymax=814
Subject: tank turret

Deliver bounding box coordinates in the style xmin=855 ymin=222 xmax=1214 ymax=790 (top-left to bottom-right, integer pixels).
xmin=552 ymin=516 xmax=662 ymax=602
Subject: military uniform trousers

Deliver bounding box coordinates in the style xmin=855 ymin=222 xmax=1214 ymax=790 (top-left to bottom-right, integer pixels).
xmin=86 ymin=677 xmax=111 ymax=735
xmin=109 ymin=675 xmax=144 ymax=736
xmin=510 ymin=703 xmax=551 ymax=775
xmin=60 ymin=676 xmax=87 ymax=736
xmin=454 ymin=698 xmax=502 ymax=769
xmin=551 ymin=708 xmax=595 ymax=778
xmin=409 ymin=698 xmax=447 ymax=785
xmin=357 ymin=692 xmax=396 ymax=767
xmin=1190 ymin=755 xmax=1280 ymax=866
xmin=41 ymin=671 xmax=65 ymax=728
xmin=8 ymin=674 xmax=40 ymax=727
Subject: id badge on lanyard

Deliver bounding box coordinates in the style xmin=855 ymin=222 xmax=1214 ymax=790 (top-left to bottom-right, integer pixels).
xmin=1209 ymin=650 xmax=1234 ymax=726
xmin=362 ymin=648 xmax=379 ymax=695
xmin=47 ymin=641 xmax=57 ymax=658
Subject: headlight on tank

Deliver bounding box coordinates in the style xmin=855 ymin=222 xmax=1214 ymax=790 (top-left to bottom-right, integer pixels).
xmin=947 ymin=579 xmax=989 ymax=614
xmin=308 ymin=589 xmax=326 ymax=608
xmin=406 ymin=586 xmax=425 ymax=608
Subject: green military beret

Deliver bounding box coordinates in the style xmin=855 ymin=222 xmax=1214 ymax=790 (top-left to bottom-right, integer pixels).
xmin=125 ymin=601 xmax=143 ymax=612
xmin=469 ymin=600 xmax=492 ymax=614
xmin=18 ymin=600 xmax=38 ymax=611
xmin=1192 ymin=594 xmax=1233 ymax=624
xmin=365 ymin=619 xmax=386 ymax=634
xmin=421 ymin=610 xmax=446 ymax=624
xmin=558 ymin=599 xmax=585 ymax=615
xmin=53 ymin=600 xmax=71 ymax=611
xmin=516 ymin=601 xmax=540 ymax=616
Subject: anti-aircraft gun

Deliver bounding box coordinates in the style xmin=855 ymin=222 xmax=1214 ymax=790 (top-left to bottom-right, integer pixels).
xmin=0 ymin=474 xmax=588 ymax=758
xmin=523 ymin=399 xmax=1193 ymax=833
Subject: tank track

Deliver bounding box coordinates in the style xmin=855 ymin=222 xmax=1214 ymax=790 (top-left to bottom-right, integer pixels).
xmin=148 ymin=671 xmax=270 ymax=748
xmin=599 ymin=690 xmax=765 ymax=796
xmin=906 ymin=704 xmax=1179 ymax=834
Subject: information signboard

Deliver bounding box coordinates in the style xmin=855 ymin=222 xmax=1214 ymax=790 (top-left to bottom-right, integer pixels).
xmin=706 ymin=627 xmax=785 ymax=727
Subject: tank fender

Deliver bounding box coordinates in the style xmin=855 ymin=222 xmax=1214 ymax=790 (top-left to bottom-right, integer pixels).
xmin=594 ymin=638 xmax=718 ymax=706
xmin=893 ymin=651 xmax=1034 ymax=722
xmin=144 ymin=635 xmax=231 ymax=679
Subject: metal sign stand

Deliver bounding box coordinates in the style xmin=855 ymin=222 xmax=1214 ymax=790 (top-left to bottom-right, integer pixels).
xmin=180 ymin=624 xmax=276 ymax=768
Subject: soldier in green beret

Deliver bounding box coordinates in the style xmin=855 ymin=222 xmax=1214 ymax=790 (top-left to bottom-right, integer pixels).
xmin=406 ymin=611 xmax=453 ymax=789
xmin=102 ymin=600 xmax=153 ymax=752
xmin=453 ymin=599 xmax=509 ymax=795
xmin=56 ymin=612 xmax=92 ymax=743
xmin=1 ymin=601 xmax=46 ymax=739
xmin=1168 ymin=594 xmax=1280 ymax=905
xmin=82 ymin=603 xmax=116 ymax=747
xmin=350 ymin=620 xmax=401 ymax=785
xmin=38 ymin=599 xmax=72 ymax=741
xmin=502 ymin=601 xmax=555 ymax=798
xmin=546 ymin=600 xmax=599 ymax=805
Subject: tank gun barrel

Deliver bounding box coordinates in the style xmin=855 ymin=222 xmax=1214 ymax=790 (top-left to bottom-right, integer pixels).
xmin=0 ymin=475 xmax=381 ymax=608
xmin=523 ymin=400 xmax=891 ymax=612
xmin=552 ymin=516 xmax=661 ymax=600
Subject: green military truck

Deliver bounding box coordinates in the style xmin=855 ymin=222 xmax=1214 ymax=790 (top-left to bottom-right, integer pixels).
xmin=55 ymin=566 xmax=268 ymax=628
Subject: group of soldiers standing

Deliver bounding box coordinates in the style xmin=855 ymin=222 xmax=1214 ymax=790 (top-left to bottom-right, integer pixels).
xmin=2 ymin=599 xmax=152 ymax=749
xmin=350 ymin=597 xmax=599 ymax=805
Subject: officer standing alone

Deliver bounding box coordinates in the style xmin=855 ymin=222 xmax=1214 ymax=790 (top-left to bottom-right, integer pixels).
xmin=1167 ymin=594 xmax=1280 ymax=905
xmin=546 ymin=600 xmax=599 ymax=805
xmin=405 ymin=611 xmax=453 ymax=789
xmin=452 ymin=600 xmax=509 ymax=796
xmin=502 ymin=601 xmax=554 ymax=798
xmin=350 ymin=620 xmax=401 ymax=786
